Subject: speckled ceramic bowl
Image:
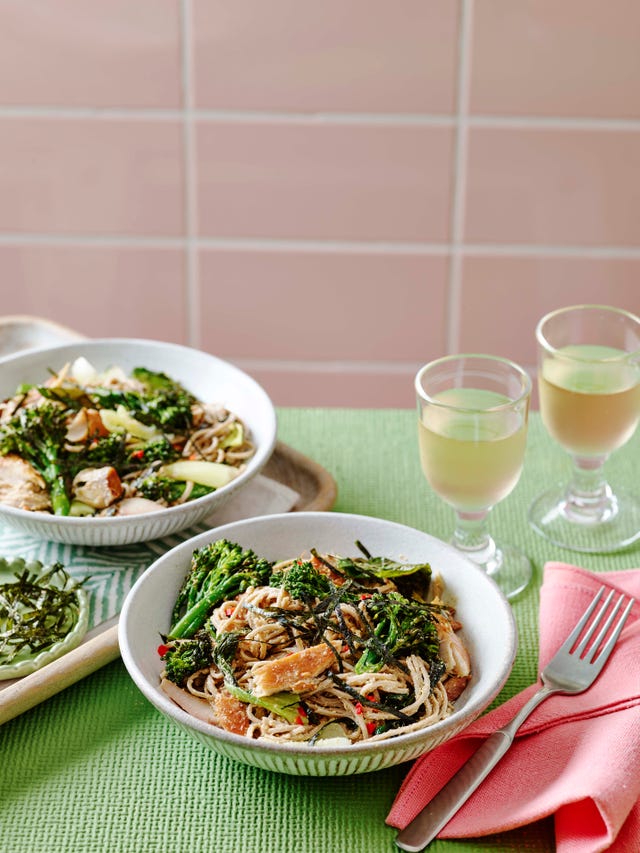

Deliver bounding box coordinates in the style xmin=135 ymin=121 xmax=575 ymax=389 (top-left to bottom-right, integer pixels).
xmin=0 ymin=339 xmax=277 ymax=545
xmin=119 ymin=512 xmax=518 ymax=776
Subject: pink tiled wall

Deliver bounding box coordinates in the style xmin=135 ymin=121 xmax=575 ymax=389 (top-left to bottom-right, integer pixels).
xmin=1 ymin=1 xmax=639 ymax=408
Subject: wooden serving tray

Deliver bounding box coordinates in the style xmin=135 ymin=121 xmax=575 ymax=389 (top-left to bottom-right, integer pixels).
xmin=264 ymin=440 xmax=337 ymax=512
xmin=0 ymin=444 xmax=336 ymax=726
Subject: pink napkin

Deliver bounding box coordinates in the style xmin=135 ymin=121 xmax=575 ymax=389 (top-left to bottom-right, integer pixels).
xmin=387 ymin=563 xmax=640 ymax=853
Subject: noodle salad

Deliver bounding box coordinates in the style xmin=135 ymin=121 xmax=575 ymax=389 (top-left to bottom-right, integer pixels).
xmin=159 ymin=538 xmax=471 ymax=744
xmin=0 ymin=358 xmax=254 ymax=517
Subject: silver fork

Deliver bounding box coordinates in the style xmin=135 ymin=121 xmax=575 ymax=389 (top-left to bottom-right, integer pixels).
xmin=396 ymin=586 xmax=635 ymax=852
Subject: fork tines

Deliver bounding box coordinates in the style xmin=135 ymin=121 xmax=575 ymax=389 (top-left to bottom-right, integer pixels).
xmin=563 ymin=586 xmax=635 ymax=669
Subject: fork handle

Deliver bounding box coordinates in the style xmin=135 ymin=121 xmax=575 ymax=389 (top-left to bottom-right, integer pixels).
xmin=395 ymin=685 xmax=555 ymax=852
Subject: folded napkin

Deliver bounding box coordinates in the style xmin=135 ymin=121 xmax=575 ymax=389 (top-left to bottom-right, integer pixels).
xmin=387 ymin=563 xmax=640 ymax=853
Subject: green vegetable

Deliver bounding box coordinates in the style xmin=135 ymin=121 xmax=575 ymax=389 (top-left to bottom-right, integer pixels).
xmin=218 ymin=422 xmax=244 ymax=449
xmin=66 ymin=432 xmax=128 ymax=479
xmin=161 ymin=631 xmax=213 ymax=685
xmin=135 ymin=473 xmax=212 ymax=504
xmin=131 ymin=367 xmax=182 ymax=394
xmin=69 ymin=500 xmax=95 ymax=517
xmin=0 ymin=403 xmax=70 ymax=515
xmin=100 ymin=406 xmax=161 ymax=440
xmin=354 ymin=591 xmax=440 ymax=674
xmin=128 ymin=436 xmax=179 ymax=466
xmin=0 ymin=561 xmax=86 ymax=663
xmin=308 ymin=720 xmax=354 ymax=745
xmin=270 ymin=559 xmax=332 ymax=602
xmin=337 ymin=541 xmax=432 ymax=601
xmin=159 ymin=460 xmax=237 ymax=490
xmin=169 ymin=539 xmax=273 ymax=638
xmin=227 ymin=683 xmax=301 ymax=723
xmin=91 ymin=367 xmax=195 ymax=431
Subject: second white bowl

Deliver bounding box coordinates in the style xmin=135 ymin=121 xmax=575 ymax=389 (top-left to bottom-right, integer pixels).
xmin=119 ymin=511 xmax=518 ymax=776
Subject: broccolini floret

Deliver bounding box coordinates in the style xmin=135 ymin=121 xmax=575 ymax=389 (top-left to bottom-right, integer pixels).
xmin=0 ymin=403 xmax=70 ymax=515
xmin=66 ymin=432 xmax=128 ymax=479
xmin=135 ymin=473 xmax=212 ymax=504
xmin=355 ymin=592 xmax=440 ymax=674
xmin=128 ymin=436 xmax=179 ymax=466
xmin=169 ymin=539 xmax=273 ymax=639
xmin=130 ymin=367 xmax=195 ymax=431
xmin=270 ymin=560 xmax=332 ymax=602
xmin=87 ymin=367 xmax=195 ymax=432
xmin=160 ymin=631 xmax=213 ymax=685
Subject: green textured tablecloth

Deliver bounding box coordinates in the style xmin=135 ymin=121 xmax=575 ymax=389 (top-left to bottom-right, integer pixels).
xmin=2 ymin=408 xmax=639 ymax=853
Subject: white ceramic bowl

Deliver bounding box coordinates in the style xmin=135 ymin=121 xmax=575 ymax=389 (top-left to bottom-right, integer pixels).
xmin=119 ymin=511 xmax=517 ymax=776
xmin=0 ymin=339 xmax=277 ymax=545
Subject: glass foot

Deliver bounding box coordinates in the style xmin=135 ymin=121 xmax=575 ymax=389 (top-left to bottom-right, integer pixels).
xmin=452 ymin=535 xmax=532 ymax=600
xmin=529 ymin=484 xmax=640 ymax=553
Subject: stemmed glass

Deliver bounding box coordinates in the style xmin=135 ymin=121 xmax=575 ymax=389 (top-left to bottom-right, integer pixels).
xmin=529 ymin=304 xmax=640 ymax=553
xmin=415 ymin=354 xmax=532 ymax=600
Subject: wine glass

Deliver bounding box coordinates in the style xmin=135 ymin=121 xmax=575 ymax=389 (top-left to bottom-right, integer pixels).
xmin=529 ymin=304 xmax=640 ymax=553
xmin=415 ymin=354 xmax=532 ymax=600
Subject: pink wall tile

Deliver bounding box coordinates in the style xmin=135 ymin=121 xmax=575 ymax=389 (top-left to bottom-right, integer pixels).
xmin=458 ymin=255 xmax=640 ymax=367
xmin=241 ymin=364 xmax=417 ymax=408
xmin=193 ymin=0 xmax=459 ymax=113
xmin=0 ymin=245 xmax=187 ymax=343
xmin=465 ymin=128 xmax=640 ymax=246
xmin=196 ymin=122 xmax=453 ymax=241
xmin=470 ymin=1 xmax=640 ymax=118
xmin=0 ymin=1 xmax=182 ymax=108
xmin=198 ymin=249 xmax=448 ymax=361
xmin=0 ymin=119 xmax=184 ymax=235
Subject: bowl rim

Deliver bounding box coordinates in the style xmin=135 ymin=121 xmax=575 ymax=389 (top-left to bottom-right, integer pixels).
xmin=0 ymin=337 xmax=278 ymax=528
xmin=119 ymin=511 xmax=518 ymax=757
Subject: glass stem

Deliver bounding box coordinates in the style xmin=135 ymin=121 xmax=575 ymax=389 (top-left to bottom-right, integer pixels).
xmin=564 ymin=455 xmax=617 ymax=524
xmin=451 ymin=510 xmax=497 ymax=564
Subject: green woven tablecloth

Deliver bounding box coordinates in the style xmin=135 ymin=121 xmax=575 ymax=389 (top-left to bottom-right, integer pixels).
xmin=1 ymin=408 xmax=639 ymax=853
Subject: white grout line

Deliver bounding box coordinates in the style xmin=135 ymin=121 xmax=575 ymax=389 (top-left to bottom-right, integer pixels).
xmin=461 ymin=244 xmax=640 ymax=259
xmin=1 ymin=232 xmax=640 ymax=259
xmin=179 ymin=0 xmax=200 ymax=349
xmin=233 ymin=357 xmax=422 ymax=375
xmin=193 ymin=111 xmax=456 ymax=127
xmin=0 ymin=107 xmax=183 ymax=121
xmin=466 ymin=115 xmax=640 ymax=132
xmin=0 ymin=233 xmax=185 ymax=248
xmin=234 ymin=357 xmax=542 ymax=383
xmin=194 ymin=238 xmax=451 ymax=254
xmin=0 ymin=105 xmax=639 ymax=131
xmin=445 ymin=0 xmax=474 ymax=354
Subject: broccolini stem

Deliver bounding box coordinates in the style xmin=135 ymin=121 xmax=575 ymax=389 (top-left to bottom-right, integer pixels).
xmin=50 ymin=480 xmax=70 ymax=516
xmin=42 ymin=456 xmax=70 ymax=516
xmin=170 ymin=573 xmax=249 ymax=638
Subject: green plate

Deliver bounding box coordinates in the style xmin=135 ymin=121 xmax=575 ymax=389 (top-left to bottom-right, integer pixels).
xmin=0 ymin=557 xmax=89 ymax=680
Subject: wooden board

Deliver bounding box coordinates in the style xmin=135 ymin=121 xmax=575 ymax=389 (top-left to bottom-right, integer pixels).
xmin=265 ymin=440 xmax=337 ymax=512
xmin=0 ymin=443 xmax=336 ymax=725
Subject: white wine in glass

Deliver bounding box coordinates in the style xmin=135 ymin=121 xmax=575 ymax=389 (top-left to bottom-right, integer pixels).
xmin=416 ymin=355 xmax=532 ymax=600
xmin=529 ymin=305 xmax=640 ymax=552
